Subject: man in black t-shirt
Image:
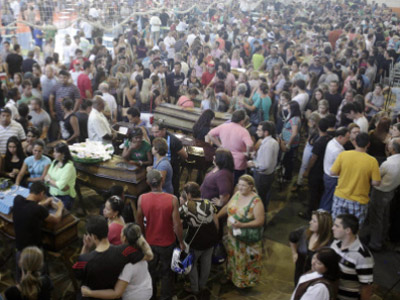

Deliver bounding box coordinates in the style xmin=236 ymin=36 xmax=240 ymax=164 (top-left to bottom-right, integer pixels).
xmin=21 ymin=50 xmax=38 ymax=73
xmin=13 ymin=181 xmax=64 ymax=281
xmin=73 ymin=216 xmax=145 ymax=298
xmin=166 ymin=62 xmax=185 ymax=103
xmin=159 ymin=9 xmax=169 ymax=27
xmin=6 ymin=44 xmax=23 ymax=78
xmin=324 ymin=81 xmax=343 ymax=115
xmin=75 ymin=100 xmax=92 ymax=142
xmin=301 ymin=118 xmax=332 ymax=218
xmin=13 ymin=181 xmax=64 ymax=252
xmin=151 ymin=121 xmax=188 ymax=196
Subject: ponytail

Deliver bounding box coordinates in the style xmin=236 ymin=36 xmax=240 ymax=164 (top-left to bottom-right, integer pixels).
xmin=19 ymin=247 xmax=44 ymax=300
xmin=20 ymin=270 xmax=41 ymax=300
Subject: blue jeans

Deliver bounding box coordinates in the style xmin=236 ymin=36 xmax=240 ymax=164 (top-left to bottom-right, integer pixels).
xmin=319 ymin=174 xmax=338 ymax=212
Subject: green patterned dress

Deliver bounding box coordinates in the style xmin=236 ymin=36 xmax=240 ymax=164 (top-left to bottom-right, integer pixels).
xmin=223 ymin=192 xmax=263 ymax=288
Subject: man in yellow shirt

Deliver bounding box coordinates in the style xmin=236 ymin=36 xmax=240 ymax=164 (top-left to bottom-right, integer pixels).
xmin=252 ymin=46 xmax=264 ymax=71
xmin=330 ymin=132 xmax=381 ymax=225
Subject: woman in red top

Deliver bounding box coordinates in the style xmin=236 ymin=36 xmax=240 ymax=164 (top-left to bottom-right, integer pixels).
xmin=103 ymin=196 xmax=125 ymax=245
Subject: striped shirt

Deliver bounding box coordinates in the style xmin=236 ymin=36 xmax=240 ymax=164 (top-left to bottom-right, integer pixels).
xmin=331 ymin=237 xmax=374 ymax=300
xmin=50 ymin=82 xmax=81 ymax=121
xmin=0 ymin=120 xmax=26 ymax=155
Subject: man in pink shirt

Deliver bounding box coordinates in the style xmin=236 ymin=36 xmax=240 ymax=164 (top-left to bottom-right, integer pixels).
xmin=207 ymin=109 xmax=253 ymax=184
xmin=177 ymin=88 xmax=198 ymax=108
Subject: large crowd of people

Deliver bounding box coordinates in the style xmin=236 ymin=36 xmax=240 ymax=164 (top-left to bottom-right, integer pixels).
xmin=1 ymin=0 xmax=400 ymax=299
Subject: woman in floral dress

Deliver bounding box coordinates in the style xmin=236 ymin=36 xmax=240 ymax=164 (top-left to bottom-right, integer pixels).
xmin=218 ymin=174 xmax=265 ymax=288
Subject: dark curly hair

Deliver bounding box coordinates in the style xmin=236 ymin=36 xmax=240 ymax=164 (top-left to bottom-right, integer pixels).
xmin=5 ymin=136 xmax=25 ymax=163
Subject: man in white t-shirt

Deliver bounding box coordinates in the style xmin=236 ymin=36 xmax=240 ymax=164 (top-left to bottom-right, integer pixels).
xmin=63 ymin=35 xmax=76 ymax=67
xmin=186 ymin=29 xmax=197 ymax=47
xmin=320 ymin=127 xmax=350 ymax=212
xmin=81 ymin=21 xmax=93 ymax=43
xmin=163 ymin=31 xmax=176 ymax=67
xmin=99 ymin=83 xmax=117 ymax=124
xmin=5 ymin=88 xmax=20 ymax=120
xmin=150 ymin=15 xmax=161 ymax=43
xmin=0 ymin=108 xmax=26 ymax=155
xmin=88 ymin=97 xmax=113 ymax=143
xmin=342 ymin=102 xmax=369 ymax=132
xmin=292 ymin=79 xmax=309 ymax=113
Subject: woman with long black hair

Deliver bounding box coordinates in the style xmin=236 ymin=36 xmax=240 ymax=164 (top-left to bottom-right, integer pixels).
xmin=45 ymin=142 xmax=76 ymax=210
xmin=1 ymin=136 xmax=26 ymax=181
xmin=290 ymin=248 xmax=339 ymax=300
xmin=193 ymin=109 xmax=215 ymax=142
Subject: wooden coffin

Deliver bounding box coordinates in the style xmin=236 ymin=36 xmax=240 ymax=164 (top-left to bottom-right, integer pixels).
xmin=74 ymin=155 xmax=149 ymax=198
xmin=0 ymin=210 xmax=79 ymax=251
xmin=45 ymin=142 xmax=149 ymax=198
xmin=231 ymin=68 xmax=269 ymax=79
xmin=173 ymin=134 xmax=215 ymax=175
xmin=154 ymin=103 xmax=231 ymax=133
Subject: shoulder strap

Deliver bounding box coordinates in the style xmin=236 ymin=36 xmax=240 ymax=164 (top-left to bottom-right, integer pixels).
xmin=186 ymin=200 xmax=205 ymax=246
xmin=309 ymin=278 xmax=336 ymax=300
xmin=244 ymin=195 xmax=259 ymax=216
xmin=293 ymin=276 xmax=323 ymax=300
xmin=233 ymin=195 xmax=258 ymax=222
xmin=153 ymin=156 xmax=168 ymax=169
xmin=180 ymin=99 xmax=192 ymax=106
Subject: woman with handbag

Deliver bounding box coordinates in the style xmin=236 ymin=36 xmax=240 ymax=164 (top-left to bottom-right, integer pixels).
xmin=217 ymin=174 xmax=265 ymax=288
xmin=179 ymin=182 xmax=219 ymax=295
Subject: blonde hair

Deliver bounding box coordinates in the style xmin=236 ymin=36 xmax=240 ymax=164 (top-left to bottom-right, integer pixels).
xmin=19 ymin=247 xmax=44 ymax=300
xmin=238 ymin=174 xmax=257 ymax=193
